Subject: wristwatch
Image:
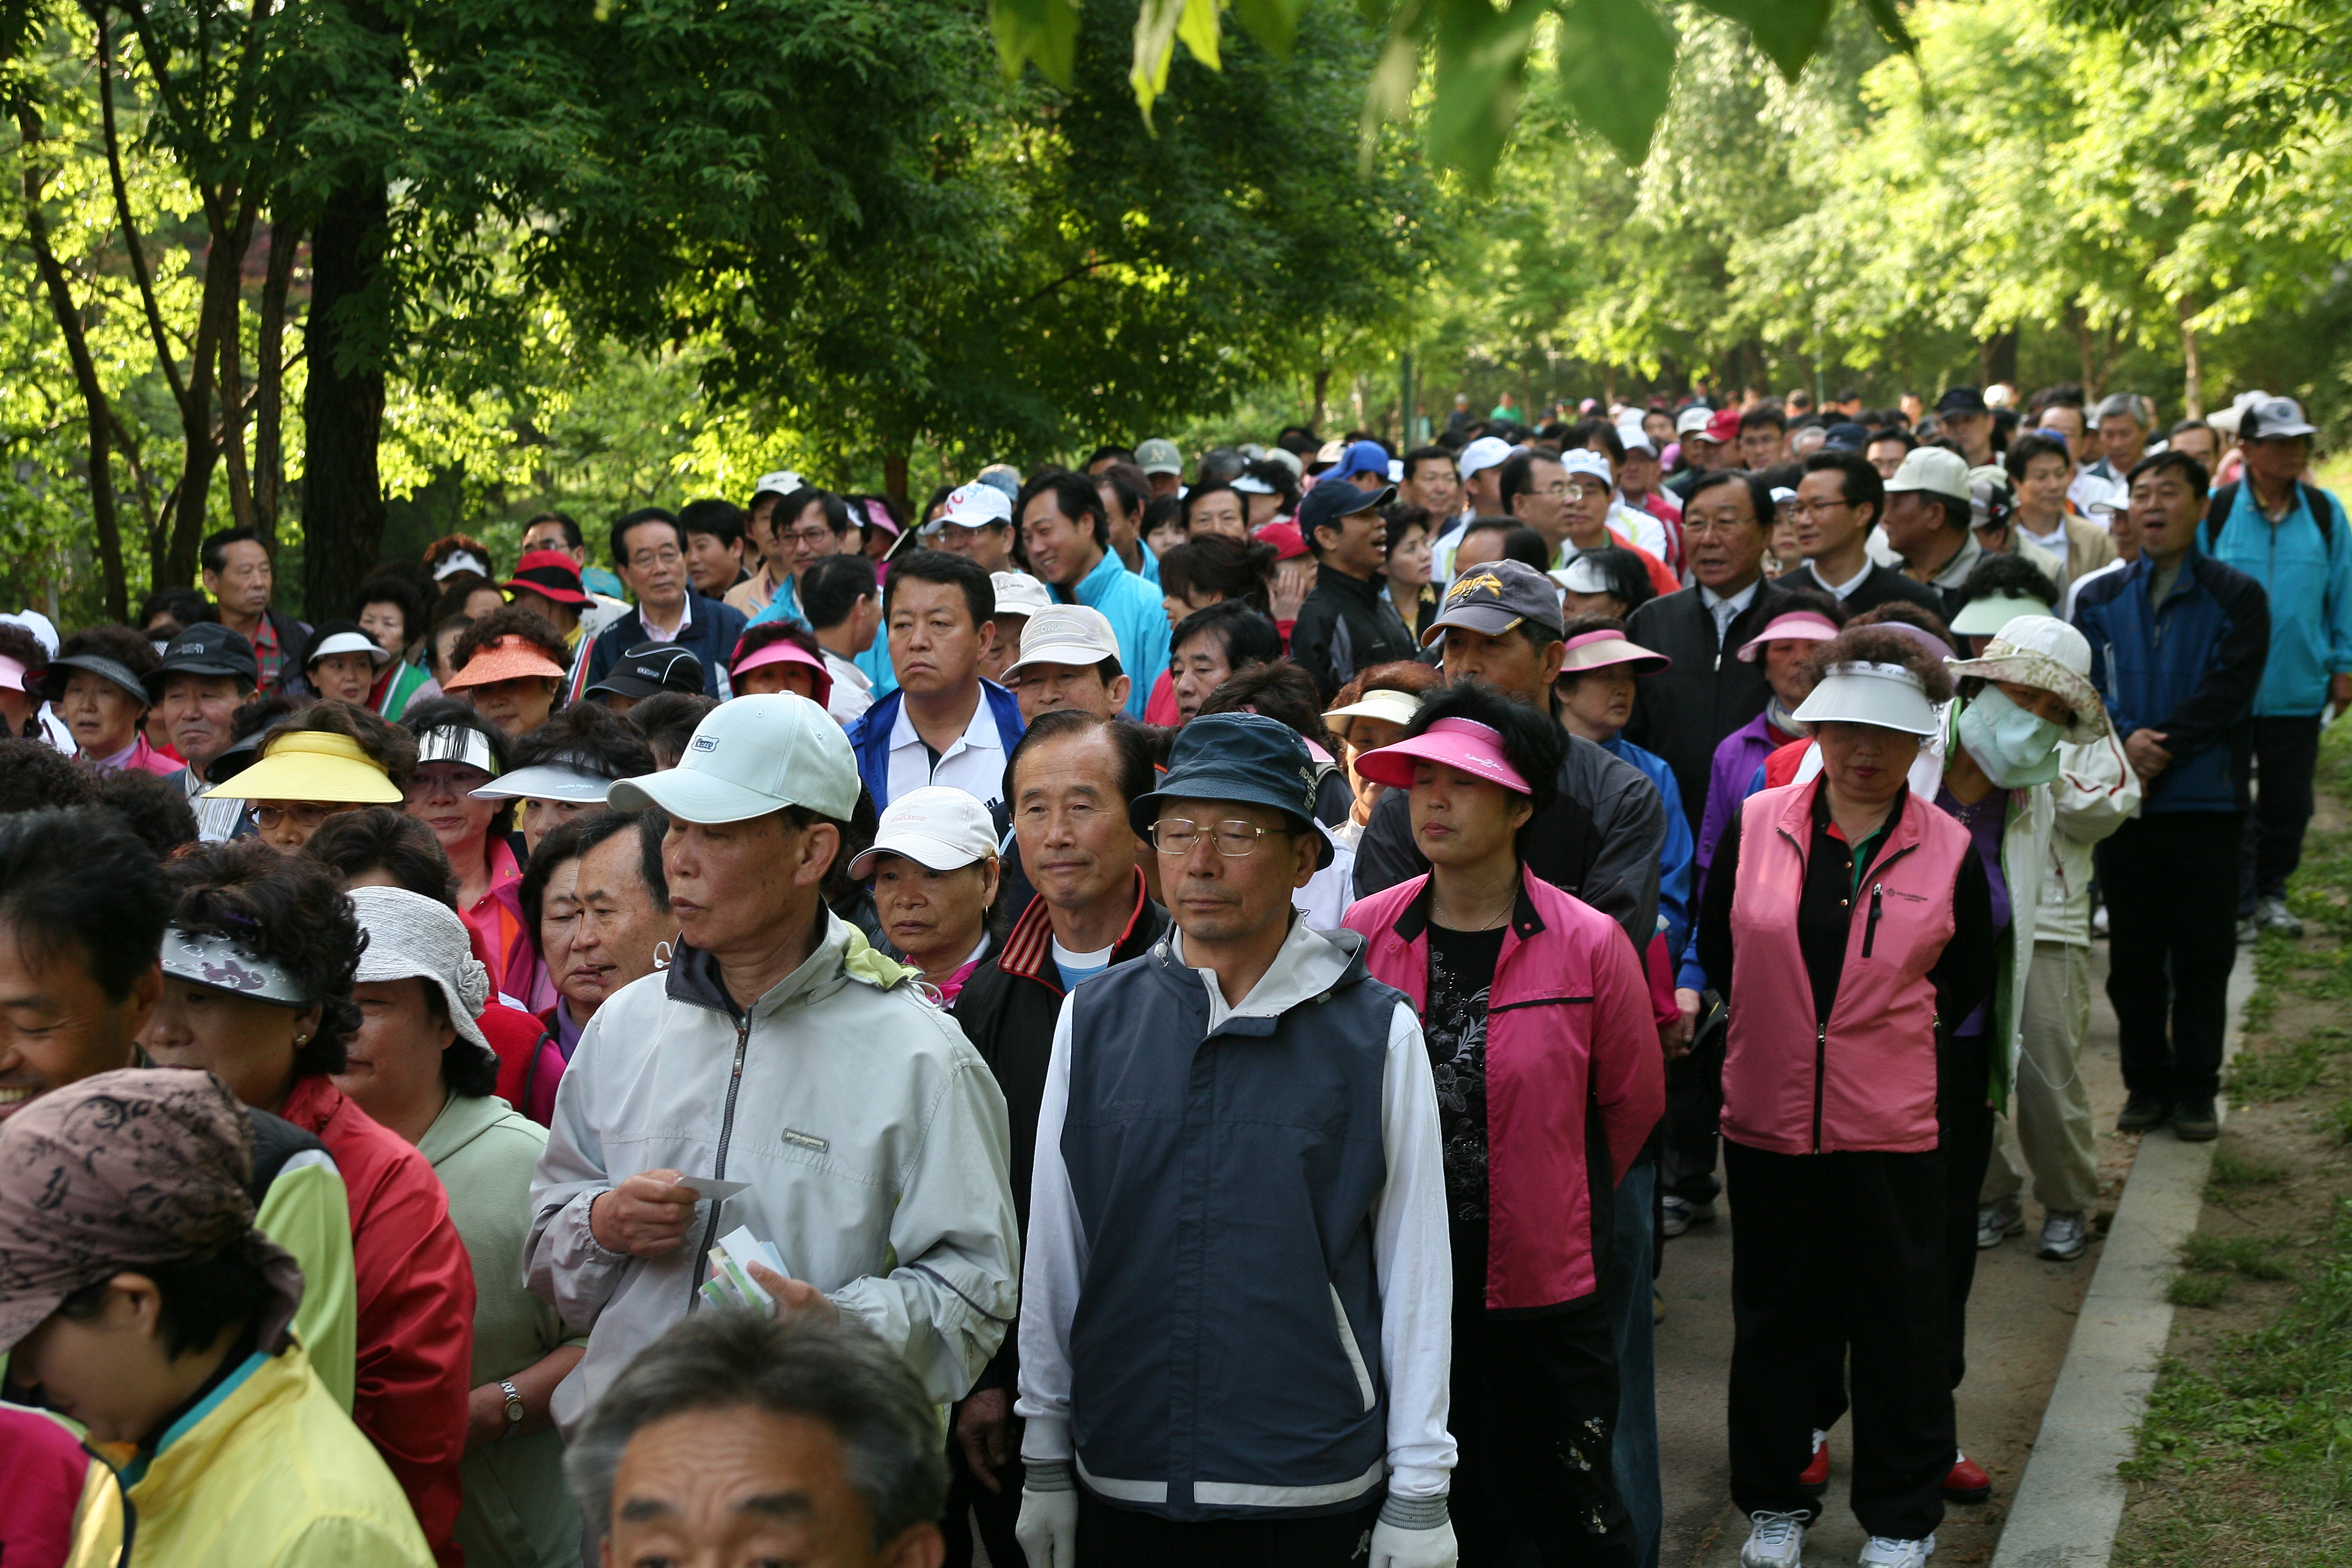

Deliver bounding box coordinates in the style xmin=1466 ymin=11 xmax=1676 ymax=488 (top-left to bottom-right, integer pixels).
xmin=499 ymin=1380 xmax=525 ymax=1438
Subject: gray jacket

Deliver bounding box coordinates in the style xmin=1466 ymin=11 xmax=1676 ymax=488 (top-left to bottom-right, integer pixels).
xmin=526 ymin=912 xmax=1019 ymax=1433
xmin=1354 ymin=729 xmax=1664 ymax=956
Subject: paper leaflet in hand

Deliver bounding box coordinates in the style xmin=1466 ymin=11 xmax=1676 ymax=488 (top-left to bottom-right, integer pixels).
xmin=698 ymin=1224 xmax=788 ymax=1313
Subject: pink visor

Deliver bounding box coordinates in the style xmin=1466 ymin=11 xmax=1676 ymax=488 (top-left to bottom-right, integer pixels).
xmin=731 ymin=639 xmax=834 ymax=706
xmin=1352 ymin=717 xmax=1531 ymax=795
xmin=1558 ymin=629 xmax=1670 ymax=676
xmin=0 ymin=655 xmax=25 ymax=694
xmin=1735 ymin=610 xmax=1841 ymax=664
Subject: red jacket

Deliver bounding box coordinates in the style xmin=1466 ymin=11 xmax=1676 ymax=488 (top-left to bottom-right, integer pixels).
xmin=281 ymin=1074 xmax=473 ymax=1567
xmin=1347 ymin=871 xmax=1664 ymax=1310
xmin=1721 ymin=781 xmax=1973 ymax=1156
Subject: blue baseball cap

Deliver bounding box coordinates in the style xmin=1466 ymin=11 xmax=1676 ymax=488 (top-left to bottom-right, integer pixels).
xmin=1328 ymin=440 xmax=1391 ymax=482
xmin=1130 ymin=712 xmax=1335 ymax=870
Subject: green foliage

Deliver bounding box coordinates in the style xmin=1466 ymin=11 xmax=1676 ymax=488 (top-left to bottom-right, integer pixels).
xmin=2207 ymin=1147 xmax=2293 ymax=1195
xmin=2166 ymin=1270 xmax=2230 ymax=1308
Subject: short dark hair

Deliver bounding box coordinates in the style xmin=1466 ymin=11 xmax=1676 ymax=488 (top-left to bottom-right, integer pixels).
xmin=304 ymin=808 xmax=458 ymax=906
xmin=611 ymin=507 xmax=687 ymax=568
xmin=1739 ymin=405 xmax=1787 ymax=435
xmin=1401 ymin=445 xmax=1456 ymax=482
xmin=1867 ymin=428 xmax=1918 ymax=454
xmin=1566 ymin=418 xmax=1625 ymax=464
xmin=1499 ymin=527 xmax=1552 ymax=570
xmin=1016 ymin=471 xmax=1111 ymax=552
xmin=1684 ymin=470 xmax=1774 ymax=529
xmin=2167 ymin=417 xmax=2214 ymax=441
xmin=1004 ymin=709 xmax=1157 ymax=815
xmin=354 ymin=575 xmax=429 ymax=646
xmin=139 ymin=585 xmax=214 ymax=633
xmin=200 ymin=526 xmax=268 ymax=577
xmin=1802 ymin=449 xmax=1886 ymax=530
xmin=1563 ymin=546 xmax=1658 ymax=613
xmin=0 ymin=737 xmax=97 ymax=811
xmin=0 ymin=807 xmax=171 ymax=1000
xmin=2128 ymin=449 xmax=2209 ymax=499
xmin=59 ymin=1247 xmax=272 ymax=1363
xmin=677 ymin=497 xmax=745 ymax=548
xmin=1496 ymin=450 xmax=1559 ymax=514
xmin=1398 ymin=679 xmax=1563 ymax=851
xmin=1095 ymin=463 xmax=1151 ymax=525
xmin=279 ymin=698 xmax=422 ymax=789
xmin=1157 ymin=534 xmax=1275 ymax=615
xmin=520 ymin=807 xmax=672 ymax=961
xmin=1958 ymin=551 xmax=2059 ymax=612
xmin=1455 ymin=515 xmax=1521 ymax=554
xmin=801 ymin=553 xmax=880 ymax=632
xmin=776 ymin=487 xmax=855 ymax=542
xmin=1179 ymin=480 xmax=1243 ymax=533
xmin=1196 ymin=660 xmax=1334 ymax=755
xmin=165 ymin=840 xmax=363 ymax=1079
xmin=882 ymin=548 xmax=993 ymax=631
xmin=2005 ymin=432 xmax=2073 ymax=483
xmin=630 ymin=692 xmax=718 ymax=762
xmin=93 ymin=771 xmax=198 ymax=858
xmin=511 ymin=699 xmax=656 ymax=781
xmin=524 ymin=510 xmax=584 ymax=550
xmin=1170 ymin=599 xmax=1282 ymax=673
xmin=1084 ymin=443 xmax=1138 ymax=470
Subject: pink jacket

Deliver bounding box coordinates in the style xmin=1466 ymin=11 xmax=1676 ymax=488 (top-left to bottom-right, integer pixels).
xmin=1347 ymin=870 xmax=1664 ymax=1311
xmin=1721 ymin=780 xmax=1973 ymax=1156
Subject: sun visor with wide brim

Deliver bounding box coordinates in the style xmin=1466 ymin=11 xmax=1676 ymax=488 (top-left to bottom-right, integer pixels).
xmin=41 ymin=653 xmax=151 ymax=708
xmin=1325 ymin=689 xmax=1424 ymax=730
xmin=443 ymin=636 xmax=568 ymax=691
xmin=1558 ymin=630 xmax=1670 ymax=676
xmin=471 ymin=763 xmax=619 ymax=804
xmin=205 ymin=729 xmax=403 ymax=802
xmin=1790 ymin=662 xmax=1941 ymax=738
xmin=1949 ymin=593 xmax=2052 ymax=639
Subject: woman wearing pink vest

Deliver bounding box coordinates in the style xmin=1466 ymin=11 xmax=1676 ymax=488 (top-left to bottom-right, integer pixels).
xmin=1692 ymin=629 xmax=1995 ymax=1568
xmin=1345 ymin=682 xmax=1665 ymax=1568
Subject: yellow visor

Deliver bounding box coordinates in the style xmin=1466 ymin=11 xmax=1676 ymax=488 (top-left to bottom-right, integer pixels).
xmin=205 ymin=729 xmax=402 ymax=803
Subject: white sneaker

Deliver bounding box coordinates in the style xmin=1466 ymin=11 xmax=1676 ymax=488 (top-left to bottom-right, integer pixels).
xmin=2038 ymin=1210 xmax=2090 ymax=1262
xmin=1661 ymin=1196 xmax=1715 ymax=1237
xmin=1857 ymin=1535 xmax=1935 ymax=1567
xmin=1741 ymin=1510 xmax=1809 ymax=1567
xmin=1975 ymin=1193 xmax=2023 ymax=1249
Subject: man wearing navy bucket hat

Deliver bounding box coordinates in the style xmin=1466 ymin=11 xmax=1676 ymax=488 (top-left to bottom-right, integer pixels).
xmin=1014 ymin=710 xmax=1459 ymax=1568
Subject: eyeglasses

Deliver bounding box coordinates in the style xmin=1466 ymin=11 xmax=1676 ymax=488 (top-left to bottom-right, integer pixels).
xmin=1564 ymin=483 xmax=1610 ymax=503
xmin=254 ymin=802 xmax=346 ymax=832
xmin=627 ymin=547 xmax=683 ymax=570
xmin=1150 ymin=817 xmax=1290 ymax=857
xmin=785 ymin=526 xmax=839 ymax=547
xmin=1683 ymin=516 xmax=1758 ymax=537
xmin=1784 ymin=500 xmax=1853 ymax=517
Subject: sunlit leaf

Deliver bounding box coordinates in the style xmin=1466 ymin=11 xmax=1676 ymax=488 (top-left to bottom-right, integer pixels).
xmin=992 ymin=0 xmax=1083 ymax=85
xmin=1131 ymin=0 xmax=1225 ymax=126
xmin=1423 ymin=0 xmax=1549 ymax=188
xmin=1696 ymin=0 xmax=1831 ymax=79
xmin=1231 ymin=0 xmax=1308 ymax=57
xmin=1553 ymin=0 xmax=1677 ymax=165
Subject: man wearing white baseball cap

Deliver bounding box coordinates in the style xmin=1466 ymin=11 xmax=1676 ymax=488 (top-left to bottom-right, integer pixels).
xmin=1880 ymin=447 xmax=1984 ymax=618
xmin=1001 ymin=604 xmax=1131 ymax=723
xmin=525 ymin=692 xmax=1019 ymax=1438
xmin=926 ymin=481 xmax=1020 ymax=577
xmin=982 ymin=570 xmax=1054 ymax=687
xmin=1429 ymin=435 xmax=1521 ymax=585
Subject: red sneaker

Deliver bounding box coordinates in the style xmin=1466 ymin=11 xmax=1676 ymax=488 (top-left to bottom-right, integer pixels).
xmin=1942 ymin=1451 xmax=1992 ymax=1503
xmin=1799 ymin=1431 xmax=1829 ymax=1495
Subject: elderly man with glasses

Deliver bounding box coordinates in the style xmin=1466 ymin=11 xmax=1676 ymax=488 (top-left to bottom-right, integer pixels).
xmin=578 ymin=507 xmax=747 ymax=700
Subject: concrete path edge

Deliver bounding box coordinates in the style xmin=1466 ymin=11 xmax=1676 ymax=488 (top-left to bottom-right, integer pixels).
xmin=1986 ymin=947 xmax=2258 ymax=1568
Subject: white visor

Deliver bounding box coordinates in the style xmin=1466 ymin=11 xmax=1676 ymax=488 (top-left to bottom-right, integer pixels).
xmin=470 ymin=762 xmax=617 ymax=804
xmin=1791 ymin=661 xmax=1940 ymax=737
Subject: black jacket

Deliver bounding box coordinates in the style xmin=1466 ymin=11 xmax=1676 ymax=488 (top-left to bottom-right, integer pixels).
xmin=582 ymin=591 xmax=748 ymax=699
xmin=1290 ymin=567 xmax=1419 ymax=704
xmin=1623 ymin=580 xmax=1795 ymax=834
xmin=950 ymin=875 xmax=1171 ymax=1391
xmin=1775 ymin=561 xmax=1944 ymax=618
xmin=1353 ymin=729 xmax=1664 ymax=957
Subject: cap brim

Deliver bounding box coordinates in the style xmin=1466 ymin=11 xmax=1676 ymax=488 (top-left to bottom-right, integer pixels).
xmin=1419 ymin=605 xmax=1542 ymax=648
xmin=143 ymin=659 xmax=251 ymax=697
xmin=1003 ymin=642 xmax=1119 ymax=678
xmin=0 ymin=1281 xmax=71 ymax=1356
xmin=45 ymin=655 xmax=150 ymax=707
xmin=586 ymin=675 xmax=676 ymax=699
xmin=848 ymin=831 xmax=996 ymax=881
xmin=205 ymin=751 xmax=403 ymax=803
xmin=1128 ymin=783 xmax=1335 ymax=870
xmin=608 ymin=768 xmax=791 ymax=825
xmin=472 ymin=764 xmax=617 ymax=804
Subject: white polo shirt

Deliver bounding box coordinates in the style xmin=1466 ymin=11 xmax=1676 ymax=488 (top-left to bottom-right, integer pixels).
xmin=884 ymin=691 xmax=1007 ymax=813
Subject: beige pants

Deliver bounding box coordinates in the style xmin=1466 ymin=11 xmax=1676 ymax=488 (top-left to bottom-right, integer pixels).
xmin=1980 ymin=941 xmax=2101 ymax=1216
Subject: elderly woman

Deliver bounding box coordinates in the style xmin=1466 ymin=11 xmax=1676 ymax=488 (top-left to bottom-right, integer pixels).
xmin=1323 ymin=661 xmax=1440 ymax=844
xmin=335 ymin=886 xmax=586 ymax=1568
xmin=1694 ymin=592 xmax=1847 ymax=881
xmin=0 ymin=1070 xmax=432 ymax=1567
xmin=304 ymin=621 xmax=397 ymax=708
xmin=850 ymin=786 xmax=1002 ymax=1002
xmin=730 ymin=620 xmax=836 ymax=703
xmin=1694 ymin=628 xmax=1993 ymax=1568
xmin=206 ymin=699 xmax=416 ymax=852
xmin=441 ymin=607 xmax=570 ymax=740
xmin=138 ymin=842 xmax=475 ymax=1566
xmin=44 ymin=625 xmax=177 ymax=774
xmin=400 ymin=700 xmax=527 ymax=998
xmin=469 ymin=701 xmax=655 ymax=859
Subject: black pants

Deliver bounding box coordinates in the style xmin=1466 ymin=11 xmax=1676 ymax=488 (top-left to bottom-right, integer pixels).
xmin=2241 ymin=715 xmax=2322 ymax=909
xmin=1662 ymin=1014 xmax=1726 ymax=1205
xmin=941 ymin=1403 xmax=1024 ymax=1568
xmin=1726 ymin=1140 xmax=1951 ymax=1543
xmin=1451 ymin=1292 xmax=1637 ymax=1567
xmin=2098 ymin=812 xmax=2243 ymax=1104
xmin=1076 ymin=1488 xmax=1382 ymax=1567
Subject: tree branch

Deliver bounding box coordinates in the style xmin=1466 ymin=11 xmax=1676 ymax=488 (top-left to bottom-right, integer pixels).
xmin=95 ymin=11 xmax=187 ymax=408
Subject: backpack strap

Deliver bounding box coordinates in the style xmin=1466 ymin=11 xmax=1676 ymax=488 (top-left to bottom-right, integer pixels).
xmin=2301 ymin=481 xmax=2335 ymax=547
xmin=2199 ymin=481 xmax=2239 ymax=555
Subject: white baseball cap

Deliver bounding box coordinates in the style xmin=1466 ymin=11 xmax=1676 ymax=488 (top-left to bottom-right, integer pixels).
xmin=1457 ymin=436 xmax=1516 ymax=480
xmin=990 ymin=571 xmax=1053 ymax=618
xmin=1559 ymin=448 xmax=1614 ymax=485
xmin=1884 ymin=445 xmax=1972 ymax=502
xmin=1675 ymin=406 xmax=1714 ymax=437
xmin=1615 ymin=421 xmax=1657 ymax=457
xmin=753 ymin=470 xmax=804 ymax=499
xmin=927 ymin=482 xmax=1013 ymax=532
xmin=1004 ymin=604 xmax=1122 ymax=678
xmin=608 ymin=692 xmax=860 ymax=823
xmin=847 ymin=786 xmax=1001 ymax=880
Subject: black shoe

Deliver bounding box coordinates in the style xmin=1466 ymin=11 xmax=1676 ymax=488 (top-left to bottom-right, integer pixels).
xmin=2116 ymin=1093 xmax=2172 ymax=1133
xmin=2173 ymin=1098 xmax=2220 ymax=1141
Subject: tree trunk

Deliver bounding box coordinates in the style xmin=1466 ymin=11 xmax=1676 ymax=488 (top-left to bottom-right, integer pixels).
xmin=882 ymin=448 xmax=911 ymax=517
xmin=13 ymin=103 xmax=129 ymax=620
xmin=1601 ymin=363 xmax=1616 ymax=407
xmin=254 ymin=218 xmax=300 ymax=543
xmin=303 ymin=177 xmax=389 ymax=623
xmin=2178 ymin=297 xmax=2202 ymax=419
xmin=2070 ymin=303 xmax=2096 ymax=399
xmin=220 ymin=304 xmax=255 ymax=531
xmin=1311 ymin=366 xmax=1331 ymax=432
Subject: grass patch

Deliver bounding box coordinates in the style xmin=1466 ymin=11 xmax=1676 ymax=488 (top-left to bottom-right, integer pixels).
xmin=2179 ymin=1233 xmax=2294 ymax=1281
xmin=2322 ymin=1097 xmax=2352 ymax=1147
xmin=2208 ymin=1146 xmax=2293 ymax=1193
xmin=2227 ymin=1026 xmax=2349 ymax=1104
xmin=2166 ymin=1271 xmax=2231 ymax=1308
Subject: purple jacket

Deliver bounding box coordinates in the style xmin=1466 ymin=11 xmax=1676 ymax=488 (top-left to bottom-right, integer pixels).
xmin=1696 ymin=709 xmax=1801 ymax=879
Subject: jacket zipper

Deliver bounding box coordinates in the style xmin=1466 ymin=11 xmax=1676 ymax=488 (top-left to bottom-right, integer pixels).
xmin=1811 ymin=1024 xmax=1828 ymax=1153
xmin=1863 ymin=883 xmax=1885 ymax=957
xmin=687 ymin=1016 xmax=754 ymax=1310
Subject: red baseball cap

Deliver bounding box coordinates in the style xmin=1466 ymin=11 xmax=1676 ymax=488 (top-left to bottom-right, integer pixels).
xmin=1254 ymin=521 xmax=1311 ymax=562
xmin=1702 ymin=408 xmax=1741 ymax=445
xmin=503 ymin=550 xmax=591 ymax=607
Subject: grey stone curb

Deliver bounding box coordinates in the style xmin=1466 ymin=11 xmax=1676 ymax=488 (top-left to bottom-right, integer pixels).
xmin=1987 ymin=946 xmax=2258 ymax=1568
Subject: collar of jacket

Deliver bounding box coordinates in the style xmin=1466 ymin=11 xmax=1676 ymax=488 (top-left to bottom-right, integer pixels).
xmin=664 ymin=908 xmax=915 ymax=1023
xmin=1387 ymin=866 xmax=1545 ymax=944
xmin=416 ymin=1090 xmax=516 ymax=1168
xmin=1062 ymin=545 xmax=1126 ymax=607
xmin=102 ymin=1347 xmax=279 ymax=1495
xmin=1153 ymin=915 xmax=1376 ymax=1035
xmin=1780 ymin=773 xmax=1918 ymax=869
xmin=996 ymin=870 xmax=1159 ymax=992
xmin=1313 ymin=563 xmax=1389 ymax=608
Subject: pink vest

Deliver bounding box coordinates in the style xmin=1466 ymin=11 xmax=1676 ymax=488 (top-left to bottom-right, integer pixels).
xmin=1722 ymin=780 xmax=1971 ymax=1157
xmin=1347 ymin=871 xmax=1664 ymax=1310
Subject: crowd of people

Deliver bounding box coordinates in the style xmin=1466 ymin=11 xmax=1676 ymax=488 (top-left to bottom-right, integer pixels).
xmin=0 ymin=376 xmax=2338 ymax=1568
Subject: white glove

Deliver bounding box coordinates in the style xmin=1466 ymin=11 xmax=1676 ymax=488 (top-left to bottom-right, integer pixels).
xmin=1014 ymin=1461 xmax=1079 ymax=1568
xmin=1370 ymin=1508 xmax=1459 ymax=1568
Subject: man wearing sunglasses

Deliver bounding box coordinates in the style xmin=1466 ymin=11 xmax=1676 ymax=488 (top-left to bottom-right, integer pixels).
xmin=1013 ymin=710 xmax=1459 ymax=1568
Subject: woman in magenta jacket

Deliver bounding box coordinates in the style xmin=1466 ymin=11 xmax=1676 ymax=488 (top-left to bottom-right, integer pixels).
xmin=1345 ymin=680 xmax=1664 ymax=1568
xmin=1693 ymin=627 xmax=1995 ymax=1568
